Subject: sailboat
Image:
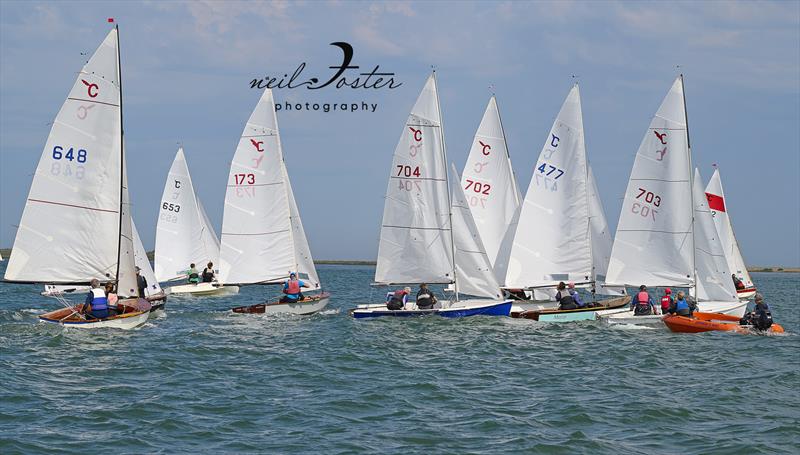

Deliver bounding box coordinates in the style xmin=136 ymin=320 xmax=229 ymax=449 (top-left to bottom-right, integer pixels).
xmin=705 ymin=167 xmax=757 ymax=299
xmin=601 ymin=76 xmax=745 ymax=325
xmin=351 ymin=73 xmax=512 ymax=318
xmin=494 ymin=84 xmax=629 ymax=321
xmin=220 ymin=89 xmax=329 ymax=315
xmin=155 ymin=147 xmax=235 ymax=296
xmin=4 ymin=26 xmax=151 ymax=329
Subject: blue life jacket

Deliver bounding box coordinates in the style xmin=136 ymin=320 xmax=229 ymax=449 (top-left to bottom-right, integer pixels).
xmin=90 ymin=288 xmax=108 ymax=311
xmin=675 ymin=299 xmax=689 ymax=312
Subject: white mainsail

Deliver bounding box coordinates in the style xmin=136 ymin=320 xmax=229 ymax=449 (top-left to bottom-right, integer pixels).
xmin=5 ymin=29 xmax=124 ymax=285
xmin=460 ymin=96 xmax=521 ymax=267
xmin=132 ymin=220 xmax=163 ymax=298
xmin=449 ymin=164 xmax=503 ymax=299
xmin=588 ymin=167 xmax=626 ymax=296
xmin=704 ymin=168 xmax=753 ymax=287
xmin=499 ymin=85 xmax=592 ymax=288
xmin=374 ymin=74 xmax=453 ymax=285
xmin=218 ymin=89 xmax=320 ymax=287
xmin=692 ymin=169 xmax=738 ymax=302
xmin=606 ymin=77 xmax=695 ymax=287
xmin=155 ymin=147 xmax=220 ymax=282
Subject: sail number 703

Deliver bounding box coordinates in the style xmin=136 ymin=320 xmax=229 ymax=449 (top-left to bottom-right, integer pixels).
xmin=632 ymin=187 xmax=661 ymax=221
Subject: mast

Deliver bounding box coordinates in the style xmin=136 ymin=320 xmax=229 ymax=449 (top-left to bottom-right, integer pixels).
xmin=433 ymin=70 xmax=458 ymax=300
xmin=681 ymin=74 xmax=698 ymax=295
xmin=494 ymin=95 xmax=521 ymax=208
xmin=114 ymin=23 xmax=124 ymax=286
xmin=273 ymin=95 xmax=299 ymax=278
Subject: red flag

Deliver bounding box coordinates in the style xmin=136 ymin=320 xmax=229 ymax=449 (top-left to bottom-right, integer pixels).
xmin=705 ymin=192 xmax=726 ymax=212
xmin=108 ymin=18 xmax=115 ymax=23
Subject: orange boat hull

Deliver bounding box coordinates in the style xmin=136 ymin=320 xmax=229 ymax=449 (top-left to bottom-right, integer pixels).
xmin=663 ymin=312 xmax=784 ymax=334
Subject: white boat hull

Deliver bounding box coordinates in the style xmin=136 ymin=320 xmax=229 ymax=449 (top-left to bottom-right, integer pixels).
xmin=599 ymin=300 xmax=747 ymax=325
xmin=510 ymin=300 xmax=559 ymax=316
xmin=231 ymin=293 xmax=330 ymax=315
xmin=165 ymin=282 xmax=239 ymax=296
xmin=39 ymin=299 xmax=151 ymax=330
xmin=351 ymin=299 xmax=512 ymax=318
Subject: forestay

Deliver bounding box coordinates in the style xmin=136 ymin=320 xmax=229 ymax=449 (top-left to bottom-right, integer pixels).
xmin=374 ymin=74 xmax=453 ymax=285
xmin=155 ymin=147 xmax=220 ymax=282
xmin=588 ymin=167 xmax=626 ymax=296
xmin=219 ymin=89 xmax=320 ymax=287
xmin=499 ymin=85 xmax=591 ymax=288
xmin=705 ymin=169 xmax=753 ymax=287
xmin=5 ymin=29 xmax=123 ymax=285
xmin=692 ymin=169 xmax=738 ymax=302
xmin=449 ymin=164 xmax=502 ymax=299
xmin=607 ymin=77 xmax=694 ymax=287
xmin=460 ymin=96 xmax=521 ymax=267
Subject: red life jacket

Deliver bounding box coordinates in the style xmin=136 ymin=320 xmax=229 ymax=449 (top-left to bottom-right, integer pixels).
xmin=660 ymin=295 xmax=672 ymax=310
xmin=637 ymin=291 xmax=650 ymax=305
xmin=286 ymin=279 xmax=301 ymax=295
xmin=394 ymin=289 xmax=408 ymax=298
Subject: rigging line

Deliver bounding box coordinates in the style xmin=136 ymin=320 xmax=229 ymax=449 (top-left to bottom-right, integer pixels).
xmin=27 ymin=198 xmax=118 ymax=214
xmin=221 ymin=229 xmax=290 ymax=236
xmin=66 ymin=98 xmax=120 ymax=108
xmin=381 ymin=225 xmax=450 ymax=231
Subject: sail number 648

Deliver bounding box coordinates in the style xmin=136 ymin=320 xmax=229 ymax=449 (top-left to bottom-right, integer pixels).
xmin=52 ymin=146 xmax=87 ymax=163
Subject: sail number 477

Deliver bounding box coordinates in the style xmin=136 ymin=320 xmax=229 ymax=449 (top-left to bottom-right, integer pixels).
xmin=632 ymin=187 xmax=661 ymax=221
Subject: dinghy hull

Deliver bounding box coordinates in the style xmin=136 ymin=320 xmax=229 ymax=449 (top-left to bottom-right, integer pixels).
xmin=231 ymin=293 xmax=330 ymax=315
xmin=165 ymin=282 xmax=239 ymax=296
xmin=350 ymin=299 xmax=512 ymax=319
xmin=599 ymin=300 xmax=746 ymax=325
xmin=663 ymin=312 xmax=784 ymax=334
xmin=737 ymin=286 xmax=757 ymax=300
xmin=509 ymin=300 xmax=560 ymax=317
xmin=39 ymin=298 xmax=151 ymax=330
xmin=518 ymin=296 xmax=630 ymax=322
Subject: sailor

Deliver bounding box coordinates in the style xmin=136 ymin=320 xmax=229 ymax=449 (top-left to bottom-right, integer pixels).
xmin=732 ymin=274 xmax=745 ymax=290
xmin=386 ymin=287 xmax=411 ymax=311
xmin=82 ymin=279 xmax=110 ymax=319
xmin=281 ymin=272 xmax=309 ymax=303
xmin=187 ymin=263 xmax=200 ymax=284
xmin=632 ymin=285 xmax=655 ymax=316
xmin=556 ymin=282 xmax=577 ymax=310
xmin=659 ymin=288 xmax=673 ymax=315
xmin=202 ymin=262 xmax=215 ymax=283
xmin=416 ymin=283 xmax=437 ymax=310
xmin=105 ymin=282 xmax=119 ymax=307
xmin=752 ymin=293 xmax=773 ymax=331
xmin=668 ymin=291 xmax=696 ymax=317
xmin=567 ymin=282 xmax=585 ymax=308
xmin=135 ymin=266 xmax=147 ymax=298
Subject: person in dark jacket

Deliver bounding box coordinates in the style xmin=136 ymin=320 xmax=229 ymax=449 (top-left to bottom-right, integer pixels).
xmin=416 ymin=283 xmax=437 ymax=310
xmin=386 ymin=287 xmax=411 ymax=310
xmin=202 ymin=262 xmax=216 ymax=283
xmin=740 ymin=293 xmax=773 ymax=331
xmin=135 ymin=266 xmax=147 ymax=298
xmin=556 ymin=282 xmax=577 ymax=310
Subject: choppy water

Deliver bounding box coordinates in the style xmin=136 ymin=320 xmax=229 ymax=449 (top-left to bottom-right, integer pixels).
xmin=1 ymin=264 xmax=798 ymax=454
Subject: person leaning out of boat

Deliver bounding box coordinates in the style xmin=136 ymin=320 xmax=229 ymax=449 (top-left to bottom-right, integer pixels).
xmin=739 ymin=293 xmax=773 ymax=331
xmin=732 ymin=274 xmax=745 ymax=290
xmin=556 ymin=282 xmax=578 ymax=310
xmin=659 ymin=288 xmax=673 ymax=315
xmin=631 ymin=285 xmax=656 ymax=316
xmin=668 ymin=291 xmax=697 ymax=317
xmin=281 ymin=272 xmax=309 ymax=303
xmin=135 ymin=266 xmax=147 ymax=298
xmin=416 ymin=283 xmax=437 ymax=310
xmin=386 ymin=287 xmax=411 ymax=310
xmin=202 ymin=262 xmax=216 ymax=283
xmin=82 ymin=279 xmax=111 ymax=319
xmin=186 ymin=263 xmax=200 ymax=284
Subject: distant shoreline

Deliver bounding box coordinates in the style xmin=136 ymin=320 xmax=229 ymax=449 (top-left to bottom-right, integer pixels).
xmin=0 ymin=249 xmax=796 ymax=271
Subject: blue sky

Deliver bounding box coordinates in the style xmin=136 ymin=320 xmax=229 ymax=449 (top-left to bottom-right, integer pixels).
xmin=1 ymin=1 xmax=798 ymax=266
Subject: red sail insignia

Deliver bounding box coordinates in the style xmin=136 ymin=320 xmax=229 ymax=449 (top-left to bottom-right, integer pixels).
xmin=705 ymin=192 xmax=726 ymax=212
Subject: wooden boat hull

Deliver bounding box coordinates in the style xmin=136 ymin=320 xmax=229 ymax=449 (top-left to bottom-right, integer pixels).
xmin=147 ymin=293 xmax=167 ymax=313
xmin=165 ymin=282 xmax=239 ymax=296
xmin=231 ymin=293 xmax=330 ymax=315
xmin=39 ymin=298 xmax=151 ymax=329
xmin=663 ymin=311 xmax=784 ymax=334
xmin=599 ymin=300 xmax=746 ymax=325
xmin=737 ymin=286 xmax=757 ymax=300
xmin=518 ymin=296 xmax=630 ymax=322
xmin=350 ymin=299 xmax=512 ymax=319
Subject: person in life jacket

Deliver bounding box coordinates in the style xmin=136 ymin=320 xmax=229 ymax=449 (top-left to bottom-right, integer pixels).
xmin=659 ymin=288 xmax=673 ymax=315
xmin=281 ymin=272 xmax=310 ymax=303
xmin=187 ymin=263 xmax=200 ymax=284
xmin=556 ymin=282 xmax=577 ymax=310
xmin=567 ymin=282 xmax=585 ymax=308
xmin=135 ymin=266 xmax=147 ymax=298
xmin=416 ymin=283 xmax=437 ymax=310
xmin=732 ymin=274 xmax=746 ymax=290
xmin=741 ymin=293 xmax=773 ymax=331
xmin=631 ymin=285 xmax=655 ymax=316
xmin=386 ymin=287 xmax=411 ymax=311
xmin=668 ymin=291 xmax=697 ymax=317
xmin=202 ymin=262 xmax=216 ymax=283
xmin=82 ymin=279 xmax=110 ymax=319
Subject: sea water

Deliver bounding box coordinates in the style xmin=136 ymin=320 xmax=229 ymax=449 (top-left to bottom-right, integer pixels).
xmin=1 ymin=264 xmax=798 ymax=454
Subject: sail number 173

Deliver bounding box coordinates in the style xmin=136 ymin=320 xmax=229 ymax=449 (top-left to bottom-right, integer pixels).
xmin=234 ymin=173 xmax=255 ymax=185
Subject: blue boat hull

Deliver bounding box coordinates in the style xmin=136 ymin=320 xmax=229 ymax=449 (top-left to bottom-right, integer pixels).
xmin=351 ymin=301 xmax=512 ymax=319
